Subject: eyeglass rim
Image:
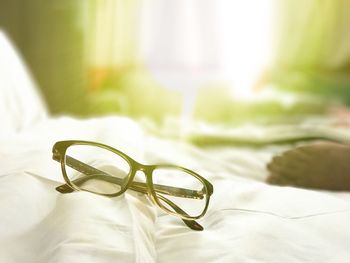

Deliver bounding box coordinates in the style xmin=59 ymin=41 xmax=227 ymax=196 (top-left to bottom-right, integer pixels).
xmin=53 ymin=140 xmax=134 ymax=197
xmin=147 ymin=164 xmax=212 ymax=220
xmin=52 ymin=140 xmax=213 ymax=220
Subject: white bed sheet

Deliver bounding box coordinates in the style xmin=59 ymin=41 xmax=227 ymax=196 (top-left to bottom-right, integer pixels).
xmin=0 ymin=30 xmax=47 ymax=135
xmin=0 ymin=116 xmax=157 ymax=263
xmin=0 ymin=116 xmax=349 ymax=263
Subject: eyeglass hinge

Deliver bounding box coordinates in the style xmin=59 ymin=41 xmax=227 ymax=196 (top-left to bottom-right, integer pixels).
xmin=52 ymin=149 xmax=61 ymax=161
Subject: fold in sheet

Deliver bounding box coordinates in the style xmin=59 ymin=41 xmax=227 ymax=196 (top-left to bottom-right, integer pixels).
xmin=0 ymin=172 xmax=157 ymax=263
xmin=1 ymin=116 xmax=350 ymax=262
xmin=0 ymin=117 xmax=157 ymax=263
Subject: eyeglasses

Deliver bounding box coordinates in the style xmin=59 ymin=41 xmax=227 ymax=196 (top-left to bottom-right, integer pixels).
xmin=52 ymin=140 xmax=213 ymax=231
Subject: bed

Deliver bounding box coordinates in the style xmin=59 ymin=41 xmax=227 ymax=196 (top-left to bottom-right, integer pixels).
xmin=1 ymin=30 xmax=350 ymax=263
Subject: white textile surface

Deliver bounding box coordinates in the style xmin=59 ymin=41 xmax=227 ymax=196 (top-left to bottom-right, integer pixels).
xmin=0 ymin=116 xmax=349 ymax=263
xmin=0 ymin=117 xmax=156 ymax=263
xmin=0 ymin=30 xmax=47 ymax=135
xmin=1 ymin=27 xmax=349 ymax=263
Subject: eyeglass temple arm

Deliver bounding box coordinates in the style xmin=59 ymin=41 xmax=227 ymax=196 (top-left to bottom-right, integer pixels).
xmin=156 ymin=194 xmax=204 ymax=231
xmin=56 ymin=179 xmax=203 ymax=230
xmin=55 ymin=155 xmax=204 ymax=200
xmin=55 ymin=156 xmax=204 ymax=231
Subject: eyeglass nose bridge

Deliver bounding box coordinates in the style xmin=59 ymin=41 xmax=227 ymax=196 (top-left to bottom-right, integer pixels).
xmin=129 ymin=161 xmax=154 ymax=178
xmin=125 ymin=161 xmax=154 ymax=191
xmin=135 ymin=167 xmax=162 ymax=205
xmin=132 ymin=161 xmax=150 ymax=171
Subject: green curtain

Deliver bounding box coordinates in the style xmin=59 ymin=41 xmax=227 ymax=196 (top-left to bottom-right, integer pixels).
xmin=274 ymin=0 xmax=350 ymax=71
xmin=87 ymin=0 xmax=140 ymax=70
xmin=270 ymin=0 xmax=350 ymax=100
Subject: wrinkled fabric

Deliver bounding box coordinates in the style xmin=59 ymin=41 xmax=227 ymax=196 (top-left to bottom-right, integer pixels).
xmin=1 ymin=116 xmax=349 ymax=263
xmin=0 ymin=117 xmax=157 ymax=263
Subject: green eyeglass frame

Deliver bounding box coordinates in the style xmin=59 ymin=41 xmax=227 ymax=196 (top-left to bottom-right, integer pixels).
xmin=52 ymin=140 xmax=214 ymax=231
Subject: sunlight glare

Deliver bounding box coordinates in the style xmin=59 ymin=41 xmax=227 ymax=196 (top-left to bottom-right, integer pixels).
xmin=218 ymin=0 xmax=274 ymax=99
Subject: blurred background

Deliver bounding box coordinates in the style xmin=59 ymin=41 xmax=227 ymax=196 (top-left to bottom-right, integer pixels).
xmin=1 ymin=0 xmax=350 ymax=129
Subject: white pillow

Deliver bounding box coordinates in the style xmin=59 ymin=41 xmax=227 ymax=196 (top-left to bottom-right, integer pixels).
xmin=0 ymin=30 xmax=47 ymax=135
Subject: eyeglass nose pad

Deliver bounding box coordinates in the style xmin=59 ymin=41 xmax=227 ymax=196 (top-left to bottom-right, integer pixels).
xmin=120 ymin=177 xmax=129 ymax=190
xmin=137 ymin=169 xmax=154 ymax=199
xmin=147 ymin=191 xmax=156 ymax=203
xmin=120 ymin=170 xmax=132 ymax=189
xmin=142 ymin=172 xmax=159 ymax=205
